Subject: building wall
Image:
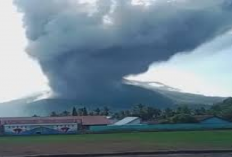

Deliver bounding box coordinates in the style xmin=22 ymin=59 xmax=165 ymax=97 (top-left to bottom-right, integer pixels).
xmin=89 ymin=123 xmax=232 ymax=133
xmin=4 ymin=123 xmax=78 ymax=135
xmin=0 ymin=125 xmax=3 ymax=135
xmin=200 ymin=117 xmax=231 ymax=124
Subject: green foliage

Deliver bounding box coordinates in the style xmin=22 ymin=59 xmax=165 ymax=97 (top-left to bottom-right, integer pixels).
xmin=131 ymin=104 xmax=161 ymax=121
xmin=210 ymin=97 xmax=232 ymax=120
xmin=48 ymin=98 xmax=231 ymax=124
xmin=94 ymin=108 xmax=101 ymax=115
xmin=194 ymin=107 xmax=207 ymax=115
xmin=170 ymin=114 xmax=198 ymax=124
xmin=162 ymin=108 xmax=174 ymax=118
xmin=50 ymin=111 xmax=58 ymax=117
xmin=72 ymin=107 xmax=78 ymax=116
xmin=102 ymin=107 xmax=110 ymax=116
xmin=82 ymin=107 xmax=88 ymax=116
xmin=60 ymin=111 xmax=71 ymax=116
xmin=176 ymin=105 xmax=191 ymax=114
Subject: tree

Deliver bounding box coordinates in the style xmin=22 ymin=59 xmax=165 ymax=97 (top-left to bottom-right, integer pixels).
xmin=171 ymin=114 xmax=197 ymax=124
xmin=102 ymin=107 xmax=110 ymax=116
xmin=219 ymin=107 xmax=232 ymax=121
xmin=95 ymin=108 xmax=101 ymax=115
xmin=163 ymin=108 xmax=174 ymax=118
xmin=144 ymin=107 xmax=155 ymax=120
xmin=194 ymin=107 xmax=206 ymax=115
xmin=112 ymin=112 xmax=120 ymax=119
xmin=176 ymin=106 xmax=191 ymax=115
xmin=125 ymin=110 xmax=131 ymax=117
xmin=132 ymin=104 xmax=146 ymax=118
xmin=61 ymin=111 xmax=70 ymax=117
xmin=82 ymin=107 xmax=88 ymax=116
xmin=78 ymin=108 xmax=83 ymax=116
xmin=153 ymin=108 xmax=162 ymax=119
xmin=89 ymin=111 xmax=94 ymax=116
xmin=50 ymin=111 xmax=58 ymax=117
xmin=72 ymin=107 xmax=78 ymax=116
xmin=119 ymin=111 xmax=126 ymax=119
xmin=209 ymin=97 xmax=232 ymax=118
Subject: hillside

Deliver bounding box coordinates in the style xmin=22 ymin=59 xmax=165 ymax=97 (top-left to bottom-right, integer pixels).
xmin=0 ymin=85 xmax=226 ymax=117
xmin=125 ymin=80 xmax=225 ymax=106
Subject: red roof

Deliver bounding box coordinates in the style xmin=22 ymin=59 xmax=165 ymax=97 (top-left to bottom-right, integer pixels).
xmin=0 ymin=116 xmax=110 ymax=125
xmin=77 ymin=116 xmax=110 ymax=125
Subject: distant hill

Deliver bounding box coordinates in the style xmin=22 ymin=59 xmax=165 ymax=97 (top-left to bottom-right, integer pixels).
xmin=125 ymin=80 xmax=225 ymax=106
xmin=210 ymin=97 xmax=232 ymax=120
xmin=211 ymin=97 xmax=232 ymax=111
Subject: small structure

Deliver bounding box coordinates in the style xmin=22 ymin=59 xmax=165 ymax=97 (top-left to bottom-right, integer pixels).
xmin=195 ymin=115 xmax=231 ymax=124
xmin=113 ymin=117 xmax=141 ymax=125
xmin=78 ymin=116 xmax=111 ymax=130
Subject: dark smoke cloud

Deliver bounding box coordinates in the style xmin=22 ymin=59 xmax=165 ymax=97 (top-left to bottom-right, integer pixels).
xmin=14 ymin=0 xmax=232 ymax=107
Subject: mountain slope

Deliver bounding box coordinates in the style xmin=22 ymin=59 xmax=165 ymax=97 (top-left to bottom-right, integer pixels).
xmin=0 ymin=82 xmax=226 ymax=117
xmin=125 ymin=80 xmax=225 ymax=105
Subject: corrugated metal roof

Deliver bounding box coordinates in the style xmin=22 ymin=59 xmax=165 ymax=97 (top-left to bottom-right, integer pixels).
xmin=113 ymin=117 xmax=140 ymax=125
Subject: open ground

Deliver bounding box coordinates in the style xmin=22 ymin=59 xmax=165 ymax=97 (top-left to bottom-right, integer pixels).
xmin=1 ymin=130 xmax=232 ymax=156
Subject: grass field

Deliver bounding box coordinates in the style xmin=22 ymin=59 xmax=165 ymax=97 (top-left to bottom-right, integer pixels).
xmin=1 ymin=130 xmax=232 ymax=156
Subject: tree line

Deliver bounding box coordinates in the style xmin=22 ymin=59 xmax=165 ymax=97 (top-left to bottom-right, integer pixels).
xmin=48 ymin=97 xmax=232 ymax=124
xmin=50 ymin=106 xmax=110 ymax=117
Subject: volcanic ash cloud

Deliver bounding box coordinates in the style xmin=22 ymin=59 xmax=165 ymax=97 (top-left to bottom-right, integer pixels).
xmin=14 ymin=0 xmax=232 ymax=106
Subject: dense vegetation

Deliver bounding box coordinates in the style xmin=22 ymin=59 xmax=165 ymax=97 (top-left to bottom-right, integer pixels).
xmin=45 ymin=97 xmax=232 ymax=124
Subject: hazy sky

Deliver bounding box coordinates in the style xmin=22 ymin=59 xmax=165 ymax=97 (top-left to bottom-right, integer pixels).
xmin=0 ymin=0 xmax=49 ymax=102
xmin=0 ymin=0 xmax=231 ymax=103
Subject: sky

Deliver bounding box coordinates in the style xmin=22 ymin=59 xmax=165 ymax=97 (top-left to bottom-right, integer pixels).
xmin=0 ymin=0 xmax=231 ymax=103
xmin=127 ymin=32 xmax=232 ymax=97
xmin=0 ymin=0 xmax=49 ymax=103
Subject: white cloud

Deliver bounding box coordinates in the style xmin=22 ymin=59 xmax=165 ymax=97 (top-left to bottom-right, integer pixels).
xmin=128 ymin=32 xmax=232 ymax=97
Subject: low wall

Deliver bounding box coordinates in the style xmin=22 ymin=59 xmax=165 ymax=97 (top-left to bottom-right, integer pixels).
xmin=89 ymin=123 xmax=232 ymax=133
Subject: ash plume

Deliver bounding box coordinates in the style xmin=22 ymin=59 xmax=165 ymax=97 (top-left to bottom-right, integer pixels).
xmin=14 ymin=0 xmax=232 ymax=107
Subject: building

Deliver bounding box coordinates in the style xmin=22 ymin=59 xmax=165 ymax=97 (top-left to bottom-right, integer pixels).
xmin=0 ymin=116 xmax=110 ymax=135
xmin=195 ymin=115 xmax=231 ymax=124
xmin=78 ymin=116 xmax=111 ymax=130
xmin=113 ymin=117 xmax=141 ymax=125
xmin=145 ymin=115 xmax=232 ymax=125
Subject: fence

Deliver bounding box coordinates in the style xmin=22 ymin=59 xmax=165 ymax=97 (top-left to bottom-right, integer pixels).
xmin=89 ymin=123 xmax=232 ymax=133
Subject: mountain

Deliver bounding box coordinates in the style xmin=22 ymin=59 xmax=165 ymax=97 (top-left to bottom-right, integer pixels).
xmin=0 ymin=82 xmax=226 ymax=117
xmin=125 ymin=80 xmax=225 ymax=106
xmin=0 ymin=95 xmax=36 ymax=117
xmin=0 ymin=84 xmax=174 ymax=117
